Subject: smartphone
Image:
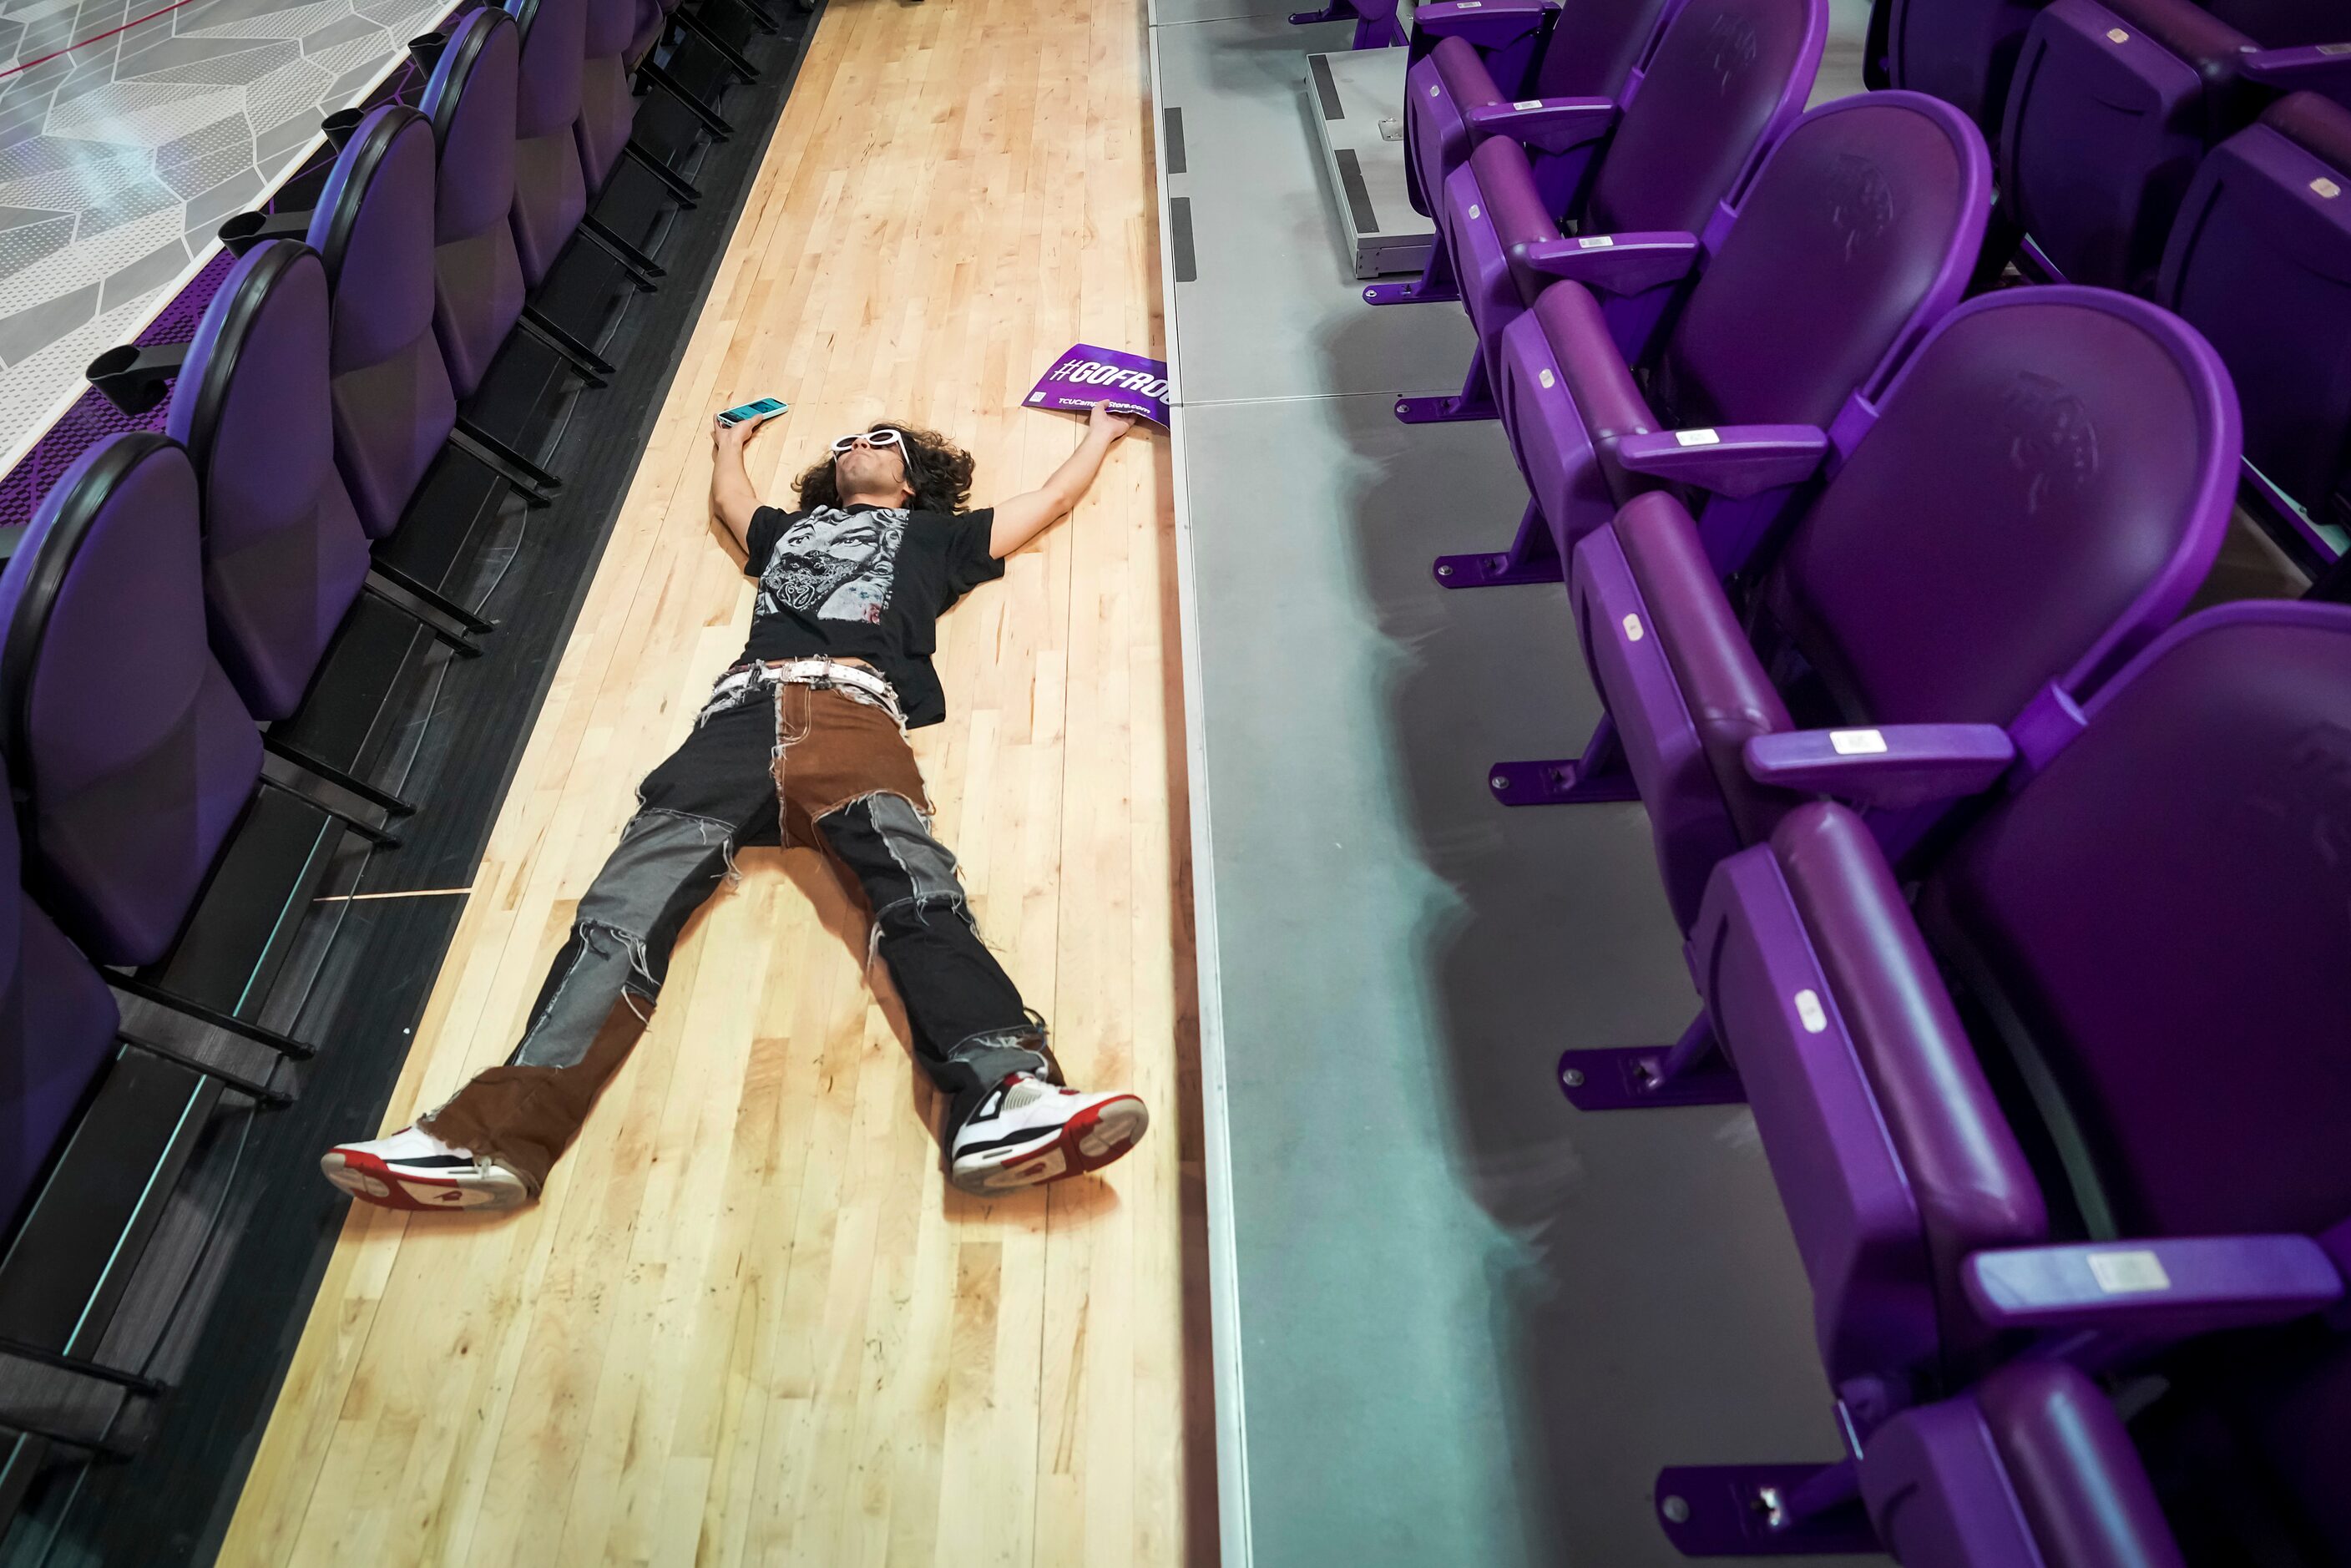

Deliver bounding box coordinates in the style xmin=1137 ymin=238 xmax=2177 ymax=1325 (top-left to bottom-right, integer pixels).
xmin=717 ymin=396 xmax=788 ymax=427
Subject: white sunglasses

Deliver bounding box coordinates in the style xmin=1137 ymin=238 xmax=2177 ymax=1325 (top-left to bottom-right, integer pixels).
xmin=829 ymin=427 xmax=905 ymax=454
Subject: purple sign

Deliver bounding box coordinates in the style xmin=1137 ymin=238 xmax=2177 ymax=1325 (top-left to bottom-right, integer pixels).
xmin=1024 ymin=343 xmax=1170 ymax=427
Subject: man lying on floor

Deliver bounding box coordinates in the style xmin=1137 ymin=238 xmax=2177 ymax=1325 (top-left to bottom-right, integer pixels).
xmin=322 ymin=401 xmax=1146 ymax=1210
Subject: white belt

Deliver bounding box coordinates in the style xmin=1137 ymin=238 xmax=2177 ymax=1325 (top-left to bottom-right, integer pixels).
xmin=700 ymin=657 xmax=902 ymax=723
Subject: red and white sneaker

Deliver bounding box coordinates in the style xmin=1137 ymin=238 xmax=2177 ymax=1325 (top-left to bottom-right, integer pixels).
xmin=321 ymin=1125 xmax=531 ymax=1212
xmin=948 ymin=1075 xmax=1150 ymax=1194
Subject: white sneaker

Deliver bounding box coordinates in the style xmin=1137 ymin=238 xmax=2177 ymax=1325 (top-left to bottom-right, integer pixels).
xmin=948 ymin=1074 xmax=1149 ymax=1194
xmin=321 ymin=1125 xmax=532 ymax=1212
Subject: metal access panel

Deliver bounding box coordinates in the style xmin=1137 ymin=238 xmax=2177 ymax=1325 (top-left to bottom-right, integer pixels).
xmin=1304 ymin=47 xmax=1434 ymax=279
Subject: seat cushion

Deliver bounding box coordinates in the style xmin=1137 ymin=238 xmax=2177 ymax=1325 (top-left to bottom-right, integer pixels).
xmin=1772 ymin=804 xmax=2046 ymax=1359
xmin=432 ymin=225 xmax=528 ymax=402
xmin=575 ymin=53 xmax=634 ymax=195
xmin=1500 ymin=283 xmax=1661 ymax=554
xmin=331 ymin=334 xmax=457 ymax=539
xmin=511 ymin=128 xmax=587 ymax=287
xmin=1547 ymin=281 xmax=1662 ymax=517
xmin=1408 ymin=39 xmax=1504 ymax=221
xmin=0 ymin=871 xmax=120 ymax=1235
xmin=1573 ymin=495 xmax=1751 ymax=929
xmin=1615 ymin=488 xmax=1793 ymax=851
xmin=2263 ymin=89 xmax=2351 ymax=169
xmin=1981 ymin=1362 xmax=2188 ymax=1568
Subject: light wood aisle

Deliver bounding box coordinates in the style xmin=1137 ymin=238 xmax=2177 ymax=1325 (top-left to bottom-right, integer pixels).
xmin=220 ymin=0 xmax=1211 ymax=1558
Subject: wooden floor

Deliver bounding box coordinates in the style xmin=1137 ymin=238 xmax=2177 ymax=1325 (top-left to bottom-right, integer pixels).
xmin=220 ymin=0 xmax=1211 ymax=1559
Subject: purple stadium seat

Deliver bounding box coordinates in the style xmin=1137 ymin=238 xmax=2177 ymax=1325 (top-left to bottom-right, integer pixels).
xmin=509 ymin=0 xmax=590 ymax=290
xmin=2158 ymin=91 xmax=2351 ymax=547
xmin=309 ymin=104 xmax=459 ymax=540
xmin=1870 ymin=0 xmax=2047 ymax=134
xmin=164 ymin=241 xmax=373 ymax=722
xmin=421 ymin=8 xmax=528 ymax=402
xmin=1859 ymin=1362 xmax=2188 ymax=1567
xmin=1400 ymin=0 xmax=1677 ymax=223
xmin=1385 ymin=0 xmax=1826 ymax=395
xmin=1433 ymin=92 xmax=1989 ymax=589
xmin=1543 ymin=287 xmax=2236 ymax=938
xmin=0 ymin=435 xmax=263 ymax=968
xmin=1638 ymin=601 xmax=2351 ymax=1559
xmin=0 ymin=747 xmax=122 ymax=1237
xmin=2000 ymin=0 xmax=2351 ymax=291
xmin=575 ymin=0 xmax=639 ymax=194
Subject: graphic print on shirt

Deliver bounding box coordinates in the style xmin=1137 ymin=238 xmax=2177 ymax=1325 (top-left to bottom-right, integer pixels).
xmin=754 ymin=507 xmax=908 ymax=625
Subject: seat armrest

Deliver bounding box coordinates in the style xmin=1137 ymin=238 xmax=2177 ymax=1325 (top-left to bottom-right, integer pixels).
xmin=1464 ymin=96 xmax=1618 ymax=156
xmin=1413 ymin=0 xmax=1553 ymax=50
xmin=1742 ymin=724 xmax=2015 ymax=809
xmin=1965 ymin=1237 xmax=2345 ymax=1339
xmin=2238 ymin=43 xmax=2351 ymax=93
xmin=1519 ymin=230 xmax=1701 ymax=295
xmin=1613 ymin=423 xmax=1829 ymax=498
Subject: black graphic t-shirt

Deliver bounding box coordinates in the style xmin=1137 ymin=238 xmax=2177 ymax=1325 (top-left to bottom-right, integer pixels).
xmin=739 ymin=503 xmax=1004 ymax=727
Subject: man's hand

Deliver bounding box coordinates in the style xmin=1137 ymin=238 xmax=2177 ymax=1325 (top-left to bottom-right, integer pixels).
xmin=1089 ymin=400 xmax=1140 ymax=443
xmin=713 ymin=407 xmax=779 ymax=454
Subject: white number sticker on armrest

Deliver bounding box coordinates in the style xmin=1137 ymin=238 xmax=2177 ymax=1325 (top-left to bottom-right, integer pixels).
xmin=2087 ymin=1251 xmax=2172 ymax=1294
xmin=1513 ymin=99 xmax=1543 ymax=109
xmin=1674 ymin=428 xmax=1721 ymax=448
xmin=1829 ymin=729 xmax=1888 ymax=755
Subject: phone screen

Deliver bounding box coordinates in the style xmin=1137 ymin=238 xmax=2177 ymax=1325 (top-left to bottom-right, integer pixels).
xmin=719 ymin=397 xmax=788 ymax=426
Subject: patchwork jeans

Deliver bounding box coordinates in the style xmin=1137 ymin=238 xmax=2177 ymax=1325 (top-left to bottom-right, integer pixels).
xmin=421 ymin=666 xmax=1052 ymax=1190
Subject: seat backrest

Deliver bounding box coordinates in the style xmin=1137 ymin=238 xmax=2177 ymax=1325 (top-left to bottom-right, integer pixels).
xmin=1923 ymin=602 xmax=2351 ymax=1247
xmin=1653 ymin=92 xmax=1989 ymax=433
xmin=508 ymin=0 xmax=589 ymax=286
xmin=0 ymin=435 xmax=264 ymax=967
xmin=1882 ymin=0 xmax=2045 ymax=135
xmin=1585 ymin=0 xmax=1827 ymax=236
xmin=2158 ymin=93 xmax=2351 ymax=531
xmin=513 ymin=0 xmax=586 ymax=139
xmin=576 ymin=0 xmax=639 ymax=192
xmin=420 ymin=8 xmax=526 ymax=401
xmin=306 ymin=104 xmax=456 ymax=539
xmin=0 ymin=745 xmax=121 ymax=1239
xmin=422 ymin=9 xmax=522 ymax=250
xmin=1531 ymin=0 xmax=1681 ymax=100
xmin=164 ymin=240 xmax=372 ymax=721
xmin=1764 ymin=288 xmax=2238 ymax=726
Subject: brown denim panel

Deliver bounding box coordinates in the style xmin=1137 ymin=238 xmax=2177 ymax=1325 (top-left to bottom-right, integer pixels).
xmin=420 ymin=997 xmax=650 ymax=1191
xmin=771 ymin=682 xmax=932 ymax=846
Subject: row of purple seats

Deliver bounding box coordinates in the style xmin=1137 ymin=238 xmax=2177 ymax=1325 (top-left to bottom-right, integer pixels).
xmin=1374 ymin=0 xmax=1828 ymax=425
xmin=1457 ymin=212 xmax=2340 ymax=1564
xmin=1371 ymin=13 xmax=2348 ymax=1558
xmin=1867 ymin=0 xmax=2351 ymax=574
xmin=1403 ymin=89 xmax=1990 ymax=602
xmin=0 ymin=0 xmax=771 ymax=1466
xmin=1653 ymin=596 xmax=2351 ymax=1564
xmin=1398 ymin=0 xmax=1677 ymax=228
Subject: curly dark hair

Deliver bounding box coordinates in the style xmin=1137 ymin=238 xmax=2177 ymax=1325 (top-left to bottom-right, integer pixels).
xmin=792 ymin=420 xmax=976 ymax=515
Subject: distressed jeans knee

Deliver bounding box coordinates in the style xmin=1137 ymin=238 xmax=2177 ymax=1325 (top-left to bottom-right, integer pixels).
xmin=508 ymin=807 xmax=740 ymax=1070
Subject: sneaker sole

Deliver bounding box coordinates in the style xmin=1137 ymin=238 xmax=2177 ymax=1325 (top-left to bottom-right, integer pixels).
xmin=951 ymin=1095 xmax=1150 ymax=1194
xmin=321 ymin=1149 xmax=530 ymax=1213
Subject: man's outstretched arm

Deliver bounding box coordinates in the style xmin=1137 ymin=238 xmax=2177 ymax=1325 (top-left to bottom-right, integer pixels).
xmin=989 ymin=402 xmax=1137 ymax=559
xmin=710 ymin=410 xmax=777 ymax=555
